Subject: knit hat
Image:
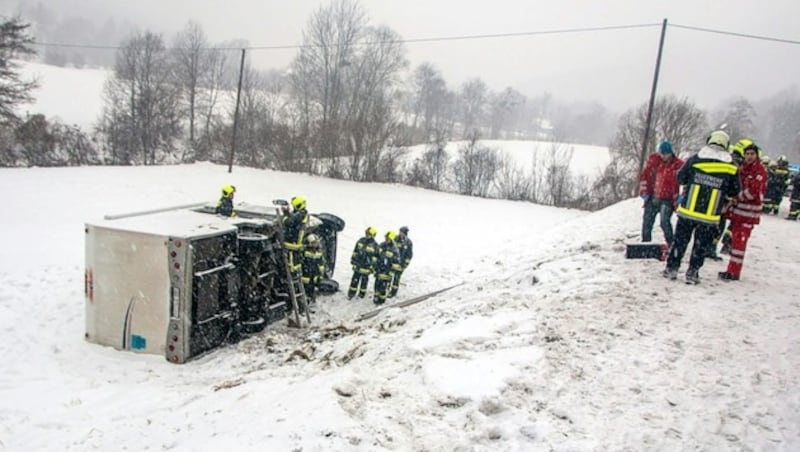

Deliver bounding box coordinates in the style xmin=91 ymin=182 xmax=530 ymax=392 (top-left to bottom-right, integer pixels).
xmin=658 ymin=141 xmax=673 ymax=155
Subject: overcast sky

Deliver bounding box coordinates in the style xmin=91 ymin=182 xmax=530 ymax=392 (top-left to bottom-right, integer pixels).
xmin=8 ymin=0 xmax=800 ymax=111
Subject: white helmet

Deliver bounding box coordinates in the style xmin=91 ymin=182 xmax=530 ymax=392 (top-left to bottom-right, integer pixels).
xmin=706 ymin=130 xmax=730 ymax=149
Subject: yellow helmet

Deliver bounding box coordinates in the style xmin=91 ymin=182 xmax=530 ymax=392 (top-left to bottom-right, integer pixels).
xmin=707 ymin=130 xmax=730 ymax=149
xmin=365 ymin=226 xmax=377 ymax=237
xmin=291 ymin=196 xmax=307 ymax=210
xmin=385 ymin=230 xmax=397 ymax=241
xmin=221 ymin=185 xmax=236 ymax=197
xmin=731 ymin=138 xmax=752 ymax=158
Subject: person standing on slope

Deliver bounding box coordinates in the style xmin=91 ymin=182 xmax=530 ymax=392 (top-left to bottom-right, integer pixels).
xmin=718 ymin=142 xmax=767 ymax=281
xmin=389 ymin=226 xmax=413 ymax=298
xmin=663 ymin=130 xmax=740 ymax=284
xmin=347 ymin=227 xmax=379 ymax=300
xmin=639 ymin=140 xmax=684 ymax=245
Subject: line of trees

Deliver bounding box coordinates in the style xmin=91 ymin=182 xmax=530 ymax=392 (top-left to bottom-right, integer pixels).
xmin=4 ymin=3 xmax=800 ymax=210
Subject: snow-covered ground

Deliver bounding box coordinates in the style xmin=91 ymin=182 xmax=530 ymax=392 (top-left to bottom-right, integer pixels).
xmin=404 ymin=139 xmax=611 ymax=180
xmin=1 ymin=162 xmax=799 ymax=450
xmin=17 ymin=61 xmax=109 ymax=130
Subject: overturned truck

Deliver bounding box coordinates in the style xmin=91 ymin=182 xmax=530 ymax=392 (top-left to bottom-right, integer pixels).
xmin=84 ymin=202 xmax=345 ymax=363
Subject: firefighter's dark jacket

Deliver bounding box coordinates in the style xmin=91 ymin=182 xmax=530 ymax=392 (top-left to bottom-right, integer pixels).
xmin=350 ymin=236 xmax=378 ymax=272
xmin=283 ymin=209 xmax=308 ymax=249
xmin=215 ymin=196 xmax=235 ymax=217
xmin=676 ymin=145 xmax=741 ymax=225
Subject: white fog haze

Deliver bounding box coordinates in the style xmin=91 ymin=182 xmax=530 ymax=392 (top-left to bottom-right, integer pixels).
xmin=5 ymin=0 xmax=800 ymax=111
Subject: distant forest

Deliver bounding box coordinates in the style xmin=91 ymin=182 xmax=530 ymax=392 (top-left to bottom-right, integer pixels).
xmin=3 ymin=1 xmax=800 ymax=211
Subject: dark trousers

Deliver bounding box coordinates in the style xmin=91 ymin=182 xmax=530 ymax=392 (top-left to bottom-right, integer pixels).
xmin=642 ymin=198 xmax=675 ymax=244
xmin=666 ymin=217 xmax=717 ymax=273
xmin=348 ymin=270 xmax=370 ymax=298
xmin=373 ymin=273 xmax=392 ymax=304
xmin=389 ymin=270 xmax=403 ymax=297
xmin=788 ymin=198 xmax=800 ymax=219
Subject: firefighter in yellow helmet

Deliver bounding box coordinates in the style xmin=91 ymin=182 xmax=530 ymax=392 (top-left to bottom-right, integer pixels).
xmin=663 ymin=130 xmax=740 ymax=284
xmin=301 ymin=234 xmax=325 ymax=304
xmin=215 ymin=185 xmax=236 ymax=217
xmin=283 ymin=196 xmax=309 ymax=276
xmin=373 ymin=230 xmax=400 ymax=305
xmin=389 ymin=226 xmax=413 ymax=298
xmin=347 ymin=226 xmax=379 ymax=299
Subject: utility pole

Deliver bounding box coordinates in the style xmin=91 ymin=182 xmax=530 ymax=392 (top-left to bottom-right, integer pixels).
xmin=228 ymin=48 xmax=246 ymax=173
xmin=637 ymin=18 xmax=668 ymax=183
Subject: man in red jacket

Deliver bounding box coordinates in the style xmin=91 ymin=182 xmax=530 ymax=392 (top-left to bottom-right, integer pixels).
xmin=718 ymin=142 xmax=767 ymax=281
xmin=639 ymin=140 xmax=684 ymax=244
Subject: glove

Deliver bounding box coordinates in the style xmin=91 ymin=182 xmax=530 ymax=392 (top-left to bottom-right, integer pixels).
xmin=677 ymin=195 xmax=686 ymax=206
xmin=640 ymin=194 xmax=650 ymax=202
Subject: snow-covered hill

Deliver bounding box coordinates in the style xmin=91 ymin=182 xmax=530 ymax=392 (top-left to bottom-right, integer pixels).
xmin=0 ymin=163 xmax=798 ymax=450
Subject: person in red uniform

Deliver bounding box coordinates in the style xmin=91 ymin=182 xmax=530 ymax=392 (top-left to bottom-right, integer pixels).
xmin=718 ymin=142 xmax=768 ymax=281
xmin=639 ymin=140 xmax=684 ymax=244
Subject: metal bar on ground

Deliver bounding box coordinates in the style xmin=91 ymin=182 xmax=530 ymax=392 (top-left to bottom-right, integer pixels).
xmin=356 ymin=282 xmax=465 ymax=322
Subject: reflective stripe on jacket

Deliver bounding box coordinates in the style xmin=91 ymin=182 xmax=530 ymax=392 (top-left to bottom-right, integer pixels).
xmin=676 ymin=146 xmax=740 ymax=225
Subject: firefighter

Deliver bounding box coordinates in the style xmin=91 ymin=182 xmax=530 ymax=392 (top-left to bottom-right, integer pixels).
xmin=301 ymin=234 xmax=325 ymax=304
xmin=719 ymin=142 xmax=767 ymax=281
xmin=347 ymin=227 xmax=379 ymax=300
xmin=389 ymin=226 xmax=413 ymax=298
xmin=663 ymin=130 xmax=740 ymax=284
xmin=786 ymin=170 xmax=800 ymax=220
xmin=215 ymin=185 xmax=236 ymax=217
xmin=374 ymin=231 xmax=400 ymax=305
xmin=283 ymin=196 xmax=309 ymax=277
xmin=763 ymin=156 xmax=790 ymax=214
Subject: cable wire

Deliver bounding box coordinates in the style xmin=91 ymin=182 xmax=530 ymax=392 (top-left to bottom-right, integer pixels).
xmin=31 ymin=22 xmax=662 ymax=51
xmin=670 ymin=23 xmax=800 ymax=45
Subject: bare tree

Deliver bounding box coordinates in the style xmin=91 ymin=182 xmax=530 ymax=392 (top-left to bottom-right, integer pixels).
xmin=171 ymin=21 xmax=212 ymax=156
xmin=488 ymin=87 xmax=526 ymax=139
xmin=407 ymin=144 xmax=449 ymax=191
xmin=289 ymin=0 xmax=367 ymax=177
xmin=100 ymin=31 xmax=181 ymax=165
xmin=408 ymin=62 xmax=451 ymax=142
xmin=452 ymin=131 xmax=499 ymax=197
xmin=493 ymin=152 xmax=532 ymax=201
xmin=606 ymin=95 xmax=707 ymax=198
xmin=458 ymin=78 xmax=487 ymax=138
xmin=0 ymin=16 xmax=37 ymax=125
xmin=765 ymin=99 xmax=800 ymax=161
xmin=194 ymin=46 xmax=229 ymax=162
xmin=714 ymin=97 xmax=757 ymax=142
xmin=542 ymin=142 xmax=575 ymax=206
xmin=343 ymin=25 xmax=407 ymax=181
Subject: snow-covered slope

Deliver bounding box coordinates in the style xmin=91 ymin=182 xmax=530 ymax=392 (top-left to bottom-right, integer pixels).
xmin=0 ymin=163 xmax=798 ymax=450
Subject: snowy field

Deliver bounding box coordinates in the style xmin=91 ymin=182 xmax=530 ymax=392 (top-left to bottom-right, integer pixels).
xmin=1 ymin=163 xmax=799 ymax=451
xmin=18 ymin=61 xmax=109 ymax=130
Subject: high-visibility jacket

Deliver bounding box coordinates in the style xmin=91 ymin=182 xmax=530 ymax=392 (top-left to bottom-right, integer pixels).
xmin=729 ymin=160 xmax=767 ymax=225
xmin=676 ymin=145 xmax=740 ymax=225
xmin=283 ymin=209 xmax=308 ymax=250
xmin=350 ymin=236 xmax=378 ymax=273
xmin=215 ymin=196 xmax=235 ymax=217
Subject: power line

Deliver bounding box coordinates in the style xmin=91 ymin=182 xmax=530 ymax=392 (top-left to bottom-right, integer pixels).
xmin=250 ymin=23 xmax=662 ymax=49
xmin=31 ymin=23 xmax=662 ymax=51
xmin=29 ymin=22 xmax=800 ymax=52
xmin=670 ymin=23 xmax=800 ymax=45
